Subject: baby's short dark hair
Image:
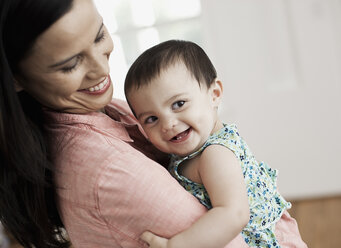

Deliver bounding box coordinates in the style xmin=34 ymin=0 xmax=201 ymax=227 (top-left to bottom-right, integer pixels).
xmin=124 ymin=39 xmax=217 ymax=96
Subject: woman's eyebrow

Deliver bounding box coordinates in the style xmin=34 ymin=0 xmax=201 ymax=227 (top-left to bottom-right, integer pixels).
xmin=48 ymin=21 xmax=104 ymax=68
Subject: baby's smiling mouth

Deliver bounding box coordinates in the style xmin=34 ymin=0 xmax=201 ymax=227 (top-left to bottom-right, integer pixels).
xmin=170 ymin=128 xmax=192 ymax=143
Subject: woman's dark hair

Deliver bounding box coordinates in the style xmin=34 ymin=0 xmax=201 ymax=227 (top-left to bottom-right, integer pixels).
xmin=0 ymin=0 xmax=73 ymax=247
xmin=124 ymin=39 xmax=217 ymax=96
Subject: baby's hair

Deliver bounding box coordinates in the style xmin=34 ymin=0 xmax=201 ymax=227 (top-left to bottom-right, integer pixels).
xmin=124 ymin=39 xmax=217 ymax=96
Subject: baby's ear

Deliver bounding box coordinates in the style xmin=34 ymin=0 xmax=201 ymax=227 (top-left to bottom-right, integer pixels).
xmin=210 ymin=79 xmax=223 ymax=107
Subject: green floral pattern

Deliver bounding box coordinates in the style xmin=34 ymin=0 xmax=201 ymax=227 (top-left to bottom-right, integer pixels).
xmin=169 ymin=123 xmax=291 ymax=247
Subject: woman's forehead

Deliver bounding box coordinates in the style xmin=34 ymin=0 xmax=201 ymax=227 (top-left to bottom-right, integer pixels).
xmin=29 ymin=0 xmax=101 ymax=61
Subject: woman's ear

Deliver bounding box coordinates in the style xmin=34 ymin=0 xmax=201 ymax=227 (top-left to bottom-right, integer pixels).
xmin=13 ymin=77 xmax=24 ymax=92
xmin=210 ymin=79 xmax=223 ymax=107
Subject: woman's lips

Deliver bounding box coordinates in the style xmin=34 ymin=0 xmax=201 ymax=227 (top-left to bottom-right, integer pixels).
xmin=78 ymin=76 xmax=111 ymax=95
xmin=170 ymin=128 xmax=192 ymax=143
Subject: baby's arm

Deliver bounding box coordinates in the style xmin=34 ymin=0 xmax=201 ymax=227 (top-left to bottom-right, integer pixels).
xmin=141 ymin=145 xmax=250 ymax=248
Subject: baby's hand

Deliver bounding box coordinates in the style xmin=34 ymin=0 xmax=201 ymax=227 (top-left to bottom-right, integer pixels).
xmin=140 ymin=231 xmax=169 ymax=248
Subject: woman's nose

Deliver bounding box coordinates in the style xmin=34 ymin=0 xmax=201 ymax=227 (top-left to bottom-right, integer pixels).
xmin=87 ymin=39 xmax=113 ymax=79
xmin=86 ymin=52 xmax=110 ymax=79
xmin=161 ymin=118 xmax=178 ymax=133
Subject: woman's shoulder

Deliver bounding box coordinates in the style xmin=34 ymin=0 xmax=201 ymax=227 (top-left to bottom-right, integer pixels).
xmin=105 ymin=98 xmax=136 ymax=122
xmin=107 ymin=98 xmax=131 ymax=113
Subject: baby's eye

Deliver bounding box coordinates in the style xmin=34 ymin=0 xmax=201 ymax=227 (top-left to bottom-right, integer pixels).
xmin=145 ymin=116 xmax=158 ymax=124
xmin=172 ymin=100 xmax=185 ymax=110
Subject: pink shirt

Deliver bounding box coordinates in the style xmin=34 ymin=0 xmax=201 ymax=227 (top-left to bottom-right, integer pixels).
xmin=44 ymin=99 xmax=247 ymax=248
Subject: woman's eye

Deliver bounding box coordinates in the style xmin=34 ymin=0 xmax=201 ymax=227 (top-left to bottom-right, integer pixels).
xmin=95 ymin=30 xmax=106 ymax=43
xmin=61 ymin=55 xmax=82 ymax=73
xmin=61 ymin=64 xmax=77 ymax=73
xmin=172 ymin=100 xmax=185 ymax=110
xmin=145 ymin=116 xmax=158 ymax=124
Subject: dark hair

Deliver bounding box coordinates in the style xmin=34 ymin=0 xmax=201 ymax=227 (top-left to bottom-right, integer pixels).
xmin=0 ymin=0 xmax=73 ymax=247
xmin=124 ymin=39 xmax=217 ymax=96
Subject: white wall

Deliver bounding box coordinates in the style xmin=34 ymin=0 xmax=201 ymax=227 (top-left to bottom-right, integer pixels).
xmin=201 ymin=0 xmax=341 ymax=199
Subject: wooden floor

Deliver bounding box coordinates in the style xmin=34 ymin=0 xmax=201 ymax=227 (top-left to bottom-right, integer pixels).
xmin=288 ymin=195 xmax=341 ymax=248
xmin=5 ymin=195 xmax=341 ymax=248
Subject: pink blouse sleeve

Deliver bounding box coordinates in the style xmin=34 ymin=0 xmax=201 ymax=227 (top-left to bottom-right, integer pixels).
xmin=96 ymin=145 xmax=207 ymax=247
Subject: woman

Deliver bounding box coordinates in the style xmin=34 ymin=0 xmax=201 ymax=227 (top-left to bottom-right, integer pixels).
xmin=0 ymin=0 xmax=248 ymax=247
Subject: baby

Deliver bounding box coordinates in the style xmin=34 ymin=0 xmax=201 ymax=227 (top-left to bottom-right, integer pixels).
xmin=124 ymin=39 xmax=307 ymax=248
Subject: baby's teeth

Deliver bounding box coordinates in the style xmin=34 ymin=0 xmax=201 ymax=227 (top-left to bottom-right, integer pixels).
xmin=94 ymin=86 xmax=99 ymax=91
xmin=99 ymin=83 xmax=104 ymax=89
xmin=89 ymin=87 xmax=94 ymax=92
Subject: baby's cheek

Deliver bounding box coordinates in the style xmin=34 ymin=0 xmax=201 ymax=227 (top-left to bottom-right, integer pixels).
xmin=148 ymin=134 xmax=160 ymax=145
xmin=151 ymin=138 xmax=168 ymax=153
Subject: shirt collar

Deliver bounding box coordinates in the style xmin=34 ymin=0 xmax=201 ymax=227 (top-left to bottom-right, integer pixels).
xmin=43 ymin=99 xmax=138 ymax=142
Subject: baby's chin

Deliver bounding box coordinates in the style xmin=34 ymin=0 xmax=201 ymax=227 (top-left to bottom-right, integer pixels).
xmin=162 ymin=148 xmax=194 ymax=158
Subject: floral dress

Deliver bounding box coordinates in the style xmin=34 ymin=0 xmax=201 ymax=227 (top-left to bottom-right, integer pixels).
xmin=169 ymin=124 xmax=291 ymax=247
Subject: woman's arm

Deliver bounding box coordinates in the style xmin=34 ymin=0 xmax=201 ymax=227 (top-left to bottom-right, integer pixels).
xmin=97 ymin=144 xmax=208 ymax=247
xmin=142 ymin=145 xmax=250 ymax=248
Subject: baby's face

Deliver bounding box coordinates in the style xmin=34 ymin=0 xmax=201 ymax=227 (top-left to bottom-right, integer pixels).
xmin=127 ymin=62 xmax=222 ymax=156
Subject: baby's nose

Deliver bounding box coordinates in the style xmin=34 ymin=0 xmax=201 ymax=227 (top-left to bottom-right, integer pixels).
xmin=161 ymin=118 xmax=178 ymax=133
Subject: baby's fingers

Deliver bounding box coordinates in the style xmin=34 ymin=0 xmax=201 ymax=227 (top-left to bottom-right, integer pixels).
xmin=140 ymin=231 xmax=168 ymax=248
xmin=140 ymin=231 xmax=155 ymax=244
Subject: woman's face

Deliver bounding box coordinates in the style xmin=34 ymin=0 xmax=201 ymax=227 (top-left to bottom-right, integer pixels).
xmin=16 ymin=0 xmax=114 ymax=113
